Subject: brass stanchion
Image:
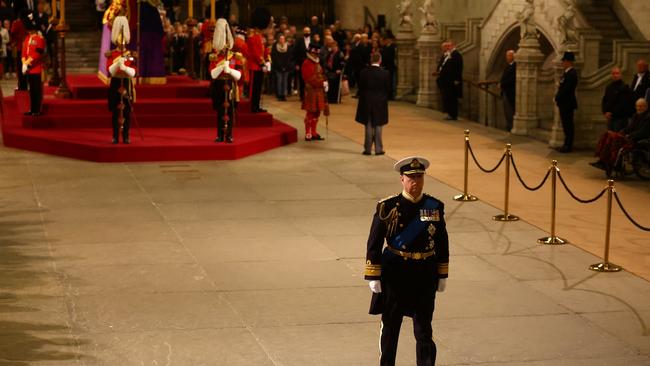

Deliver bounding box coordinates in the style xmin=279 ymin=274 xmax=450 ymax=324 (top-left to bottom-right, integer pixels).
xmin=590 ymin=180 xmax=622 ymax=272
xmin=454 ymin=130 xmax=479 ymax=202
xmin=493 ymin=143 xmax=519 ymax=222
xmin=538 ymin=160 xmax=568 ymax=245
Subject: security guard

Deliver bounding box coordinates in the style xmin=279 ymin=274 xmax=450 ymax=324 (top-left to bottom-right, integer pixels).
xmin=365 ymin=156 xmax=449 ymax=366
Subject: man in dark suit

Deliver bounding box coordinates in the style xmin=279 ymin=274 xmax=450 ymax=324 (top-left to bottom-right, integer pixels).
xmin=381 ymin=32 xmax=397 ymax=100
xmin=356 ymin=52 xmax=390 ymax=155
xmin=500 ymin=50 xmax=516 ymax=131
xmin=436 ymin=40 xmax=463 ymax=120
xmin=602 ymin=66 xmax=635 ymax=132
xmin=631 ymin=59 xmax=649 ymax=101
xmin=293 ymin=26 xmax=310 ymax=101
xmin=554 ymin=51 xmax=578 ymax=153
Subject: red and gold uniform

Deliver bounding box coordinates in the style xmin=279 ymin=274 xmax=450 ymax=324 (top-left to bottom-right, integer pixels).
xmin=21 ymin=19 xmax=45 ymax=116
xmin=246 ymin=30 xmax=265 ymax=112
xmin=232 ymin=33 xmax=249 ymax=98
xmin=107 ymin=48 xmax=137 ymax=143
xmin=301 ymin=45 xmax=329 ymax=140
xmin=209 ymin=18 xmax=243 ymax=143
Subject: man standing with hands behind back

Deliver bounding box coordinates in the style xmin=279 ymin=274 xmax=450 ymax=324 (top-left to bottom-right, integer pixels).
xmin=500 ymin=50 xmax=517 ymax=131
xmin=554 ymin=51 xmax=578 ymax=153
xmin=356 ymin=52 xmax=390 ymax=156
xmin=436 ymin=40 xmax=463 ymax=121
xmin=365 ymin=156 xmax=449 ymax=366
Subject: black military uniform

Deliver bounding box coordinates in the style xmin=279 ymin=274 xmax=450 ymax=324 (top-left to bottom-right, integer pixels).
xmin=365 ymin=157 xmax=449 ymax=366
xmin=554 ymin=51 xmax=578 ymax=153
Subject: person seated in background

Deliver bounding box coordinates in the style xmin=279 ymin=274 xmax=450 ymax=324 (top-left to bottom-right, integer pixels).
xmin=591 ymin=98 xmax=650 ymax=173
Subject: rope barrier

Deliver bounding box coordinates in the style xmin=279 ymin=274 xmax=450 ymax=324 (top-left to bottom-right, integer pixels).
xmin=557 ymin=170 xmax=607 ymax=204
xmin=613 ymin=192 xmax=650 ymax=232
xmin=510 ymin=154 xmax=552 ymax=192
xmin=468 ymin=143 xmax=507 ymax=173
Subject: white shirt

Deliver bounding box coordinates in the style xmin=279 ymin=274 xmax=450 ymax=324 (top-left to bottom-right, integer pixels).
xmin=634 ymin=73 xmax=646 ymax=91
xmin=371 ymin=63 xmax=380 ymax=67
xmin=304 ymin=37 xmax=310 ymax=48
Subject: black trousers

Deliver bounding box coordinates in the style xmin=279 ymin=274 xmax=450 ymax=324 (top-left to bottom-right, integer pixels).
xmin=440 ymin=86 xmax=458 ymax=119
xmin=380 ymin=296 xmax=437 ymax=366
xmin=559 ymin=107 xmax=575 ymax=149
xmin=111 ymin=103 xmax=131 ymax=141
xmin=251 ymin=70 xmax=264 ymax=111
xmin=298 ymin=69 xmax=305 ymax=101
xmin=17 ymin=59 xmax=27 ymax=90
xmin=26 ymin=74 xmax=42 ymax=113
xmin=327 ymin=76 xmax=340 ymax=103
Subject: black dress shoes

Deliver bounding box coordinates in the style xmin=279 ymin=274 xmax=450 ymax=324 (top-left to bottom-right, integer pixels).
xmin=362 ymin=151 xmax=371 ymax=155
xmin=226 ymin=136 xmax=234 ymax=143
xmin=311 ymin=134 xmax=325 ymax=141
xmin=123 ymin=137 xmax=130 ymax=144
xmin=112 ymin=138 xmax=119 ymax=144
xmin=215 ymin=136 xmax=224 ymax=143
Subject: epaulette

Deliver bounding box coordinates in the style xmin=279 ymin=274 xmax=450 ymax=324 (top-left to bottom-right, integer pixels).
xmin=378 ymin=193 xmax=400 ymax=203
xmin=423 ymin=193 xmax=443 ymax=205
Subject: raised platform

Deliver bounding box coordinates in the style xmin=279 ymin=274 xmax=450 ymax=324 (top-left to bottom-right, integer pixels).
xmin=2 ymin=75 xmax=297 ymax=162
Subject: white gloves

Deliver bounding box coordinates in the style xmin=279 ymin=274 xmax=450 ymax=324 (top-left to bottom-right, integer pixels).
xmin=225 ymin=66 xmax=242 ymax=81
xmin=22 ymin=63 xmax=28 ymax=74
xmin=437 ymin=278 xmax=447 ymax=292
xmin=368 ymin=280 xmax=382 ymax=293
xmin=264 ymin=61 xmax=271 ymax=72
xmin=211 ymin=65 xmax=224 ymax=79
xmin=323 ymin=81 xmax=329 ymax=92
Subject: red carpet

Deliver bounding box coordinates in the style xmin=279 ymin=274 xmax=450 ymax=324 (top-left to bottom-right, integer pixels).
xmin=2 ymin=75 xmax=297 ymax=162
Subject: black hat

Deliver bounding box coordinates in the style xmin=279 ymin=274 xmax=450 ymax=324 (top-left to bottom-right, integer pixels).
xmin=561 ymin=51 xmax=575 ymax=62
xmin=23 ymin=11 xmax=38 ymax=31
xmin=251 ymin=7 xmax=271 ymax=30
xmin=308 ymin=43 xmax=321 ymax=54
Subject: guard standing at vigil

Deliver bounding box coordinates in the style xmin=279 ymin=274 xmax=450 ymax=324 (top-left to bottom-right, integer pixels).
xmin=209 ymin=18 xmax=242 ymax=143
xmin=436 ymin=40 xmax=463 ymax=121
xmin=301 ymin=43 xmax=329 ymax=141
xmin=364 ymin=156 xmax=449 ymax=366
xmin=554 ymin=51 xmax=578 ymax=153
xmin=21 ymin=11 xmax=45 ymax=117
xmin=106 ymin=15 xmax=137 ymax=144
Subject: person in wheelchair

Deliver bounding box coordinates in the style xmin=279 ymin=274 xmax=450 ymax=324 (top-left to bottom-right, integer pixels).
xmin=591 ymin=98 xmax=650 ymax=172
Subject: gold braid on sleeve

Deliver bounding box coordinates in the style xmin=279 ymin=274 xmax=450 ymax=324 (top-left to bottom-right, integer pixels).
xmin=378 ymin=202 xmax=399 ymax=238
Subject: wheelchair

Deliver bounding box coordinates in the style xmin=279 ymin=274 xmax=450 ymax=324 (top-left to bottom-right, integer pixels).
xmin=611 ymin=138 xmax=650 ymax=180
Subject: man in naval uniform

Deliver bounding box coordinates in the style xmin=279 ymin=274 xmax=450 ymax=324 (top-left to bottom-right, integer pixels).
xmin=365 ymin=156 xmax=449 ymax=366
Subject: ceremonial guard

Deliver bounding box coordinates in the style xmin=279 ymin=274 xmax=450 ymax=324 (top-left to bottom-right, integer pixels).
xmin=232 ymin=28 xmax=249 ymax=99
xmin=554 ymin=51 xmax=578 ymax=153
xmin=436 ymin=40 xmax=463 ymax=121
xmin=364 ymin=156 xmax=449 ymax=366
xmin=106 ymin=15 xmax=137 ymax=144
xmin=209 ymin=18 xmax=242 ymax=143
xmin=247 ymin=7 xmax=271 ymax=113
xmin=301 ymin=43 xmax=329 ymax=141
xmin=21 ymin=11 xmax=45 ymax=116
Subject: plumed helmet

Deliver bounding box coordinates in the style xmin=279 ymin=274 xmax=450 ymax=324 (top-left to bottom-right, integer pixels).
xmin=251 ymin=7 xmax=271 ymax=30
xmin=111 ymin=16 xmax=131 ymax=46
xmin=212 ymin=18 xmax=233 ymax=52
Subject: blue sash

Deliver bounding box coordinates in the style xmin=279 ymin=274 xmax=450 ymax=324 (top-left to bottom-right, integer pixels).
xmin=388 ymin=197 xmax=439 ymax=251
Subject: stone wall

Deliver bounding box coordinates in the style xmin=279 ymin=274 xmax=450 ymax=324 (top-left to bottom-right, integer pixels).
xmin=614 ymin=0 xmax=650 ymax=40
xmin=334 ymin=0 xmax=497 ymax=33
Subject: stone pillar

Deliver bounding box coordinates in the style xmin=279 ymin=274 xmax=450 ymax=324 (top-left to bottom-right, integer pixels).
xmin=396 ymin=25 xmax=417 ymax=99
xmin=511 ymin=37 xmax=544 ymax=135
xmin=416 ymin=26 xmax=442 ymax=108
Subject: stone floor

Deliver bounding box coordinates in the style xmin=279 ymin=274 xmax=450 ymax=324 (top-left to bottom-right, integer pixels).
xmin=0 ymin=82 xmax=649 ymax=365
